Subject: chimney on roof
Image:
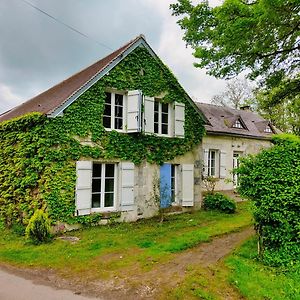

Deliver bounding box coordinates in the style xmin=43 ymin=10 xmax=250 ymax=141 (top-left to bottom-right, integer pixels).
xmin=240 ymin=105 xmax=251 ymax=111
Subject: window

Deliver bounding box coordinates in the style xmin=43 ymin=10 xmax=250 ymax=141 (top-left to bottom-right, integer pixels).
xmin=103 ymin=92 xmax=124 ymax=130
xmin=233 ymin=119 xmax=244 ymax=129
xmin=154 ymin=100 xmax=169 ymax=135
xmin=208 ymin=150 xmax=217 ymax=177
xmin=264 ymin=125 xmax=273 ymax=133
xmin=171 ymin=165 xmax=178 ymax=203
xmin=92 ymin=163 xmax=116 ymax=209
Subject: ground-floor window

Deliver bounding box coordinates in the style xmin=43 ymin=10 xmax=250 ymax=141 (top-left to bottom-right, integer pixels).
xmin=208 ymin=149 xmax=218 ymax=177
xmin=92 ymin=163 xmax=116 ymax=209
xmin=233 ymin=152 xmax=242 ymax=186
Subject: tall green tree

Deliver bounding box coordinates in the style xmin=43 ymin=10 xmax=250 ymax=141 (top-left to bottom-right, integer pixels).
xmin=170 ymin=0 xmax=300 ymax=85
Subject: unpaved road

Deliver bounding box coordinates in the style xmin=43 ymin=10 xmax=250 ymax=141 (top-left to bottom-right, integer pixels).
xmin=0 ymin=268 xmax=101 ymax=300
xmin=0 ymin=227 xmax=254 ymax=300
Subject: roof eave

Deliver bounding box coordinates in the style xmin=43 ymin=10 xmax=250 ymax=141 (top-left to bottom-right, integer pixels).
xmin=205 ymin=130 xmax=273 ymax=141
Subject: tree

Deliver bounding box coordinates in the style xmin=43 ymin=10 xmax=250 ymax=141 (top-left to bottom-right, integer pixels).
xmin=171 ymin=0 xmax=300 ymax=84
xmin=171 ymin=0 xmax=300 ymax=133
xmin=254 ymin=78 xmax=300 ymax=134
xmin=211 ymin=78 xmax=254 ymax=109
xmin=236 ymin=134 xmax=300 ymax=266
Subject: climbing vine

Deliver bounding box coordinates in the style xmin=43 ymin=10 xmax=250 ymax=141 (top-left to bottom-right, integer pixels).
xmin=0 ymin=47 xmax=205 ymax=226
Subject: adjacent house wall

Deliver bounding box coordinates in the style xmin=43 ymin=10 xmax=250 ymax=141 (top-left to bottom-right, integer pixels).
xmin=202 ymin=134 xmax=272 ymax=191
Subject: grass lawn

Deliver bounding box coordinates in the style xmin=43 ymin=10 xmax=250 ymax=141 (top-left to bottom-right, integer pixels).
xmin=167 ymin=238 xmax=300 ymax=300
xmin=0 ymin=202 xmax=251 ymax=279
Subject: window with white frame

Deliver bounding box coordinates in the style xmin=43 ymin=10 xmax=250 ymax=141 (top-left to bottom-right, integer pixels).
xmin=154 ymin=100 xmax=169 ymax=135
xmin=171 ymin=164 xmax=178 ymax=203
xmin=232 ymin=119 xmax=244 ymax=129
xmin=264 ymin=125 xmax=273 ymax=133
xmin=103 ymin=92 xmax=124 ymax=130
xmin=208 ymin=150 xmax=218 ymax=177
xmin=91 ymin=163 xmax=116 ymax=209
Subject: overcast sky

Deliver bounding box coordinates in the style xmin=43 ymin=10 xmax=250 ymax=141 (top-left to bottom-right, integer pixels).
xmin=0 ymin=0 xmax=226 ymax=114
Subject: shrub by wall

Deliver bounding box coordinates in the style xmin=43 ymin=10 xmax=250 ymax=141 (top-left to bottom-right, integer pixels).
xmin=203 ymin=192 xmax=236 ymax=214
xmin=236 ymin=134 xmax=300 ymax=266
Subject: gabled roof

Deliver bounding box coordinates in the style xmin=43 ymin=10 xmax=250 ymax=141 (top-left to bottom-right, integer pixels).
xmin=196 ymin=102 xmax=279 ymax=140
xmin=0 ymin=35 xmax=204 ymax=123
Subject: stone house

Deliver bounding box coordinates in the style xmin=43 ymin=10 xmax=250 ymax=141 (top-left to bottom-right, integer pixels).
xmin=0 ymin=35 xmax=205 ymax=225
xmin=196 ymin=103 xmax=279 ymax=191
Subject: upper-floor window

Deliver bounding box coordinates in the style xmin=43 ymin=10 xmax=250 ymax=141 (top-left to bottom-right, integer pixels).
xmin=103 ymin=92 xmax=124 ymax=130
xmin=154 ymin=100 xmax=169 ymax=135
xmin=233 ymin=119 xmax=244 ymax=129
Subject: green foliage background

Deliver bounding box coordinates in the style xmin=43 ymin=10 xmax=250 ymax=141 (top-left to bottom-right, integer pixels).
xmin=0 ymin=47 xmax=204 ymax=227
xmin=236 ymin=134 xmax=300 ymax=266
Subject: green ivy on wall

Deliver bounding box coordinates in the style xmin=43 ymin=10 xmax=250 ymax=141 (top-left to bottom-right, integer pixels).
xmin=0 ymin=47 xmax=205 ymax=226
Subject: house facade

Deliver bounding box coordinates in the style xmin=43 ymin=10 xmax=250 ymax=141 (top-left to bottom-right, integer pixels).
xmin=0 ymin=35 xmax=205 ymax=226
xmin=197 ymin=103 xmax=279 ymax=191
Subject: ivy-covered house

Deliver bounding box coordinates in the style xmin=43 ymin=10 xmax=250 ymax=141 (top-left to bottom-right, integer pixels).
xmin=0 ymin=35 xmax=205 ymax=226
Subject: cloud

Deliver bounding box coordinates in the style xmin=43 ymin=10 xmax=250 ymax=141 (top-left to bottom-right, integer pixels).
xmin=0 ymin=83 xmax=22 ymax=113
xmin=0 ymin=0 xmax=227 ymax=114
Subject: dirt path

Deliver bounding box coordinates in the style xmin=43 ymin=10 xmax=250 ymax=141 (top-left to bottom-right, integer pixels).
xmin=0 ymin=227 xmax=254 ymax=300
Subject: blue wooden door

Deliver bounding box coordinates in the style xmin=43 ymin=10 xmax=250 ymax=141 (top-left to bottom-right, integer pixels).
xmin=160 ymin=164 xmax=172 ymax=208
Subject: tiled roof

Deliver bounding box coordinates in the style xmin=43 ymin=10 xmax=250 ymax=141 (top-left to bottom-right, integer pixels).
xmin=0 ymin=35 xmax=143 ymax=122
xmin=196 ymin=102 xmax=279 ymax=139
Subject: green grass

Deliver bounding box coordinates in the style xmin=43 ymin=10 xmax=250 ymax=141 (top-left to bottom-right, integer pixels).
xmin=0 ymin=202 xmax=252 ymax=279
xmin=166 ymin=236 xmax=300 ymax=300
xmin=226 ymin=238 xmax=300 ymax=300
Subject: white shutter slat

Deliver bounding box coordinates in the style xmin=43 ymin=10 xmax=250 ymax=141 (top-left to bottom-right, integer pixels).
xmin=174 ymin=102 xmax=185 ymax=138
xmin=144 ymin=96 xmax=154 ymax=134
xmin=120 ymin=162 xmax=135 ymax=211
xmin=203 ymin=149 xmax=209 ymax=177
xmin=182 ymin=164 xmax=194 ymax=207
xmin=220 ymin=151 xmax=227 ymax=178
xmin=75 ymin=161 xmax=92 ymax=216
xmin=127 ymin=90 xmax=141 ymax=133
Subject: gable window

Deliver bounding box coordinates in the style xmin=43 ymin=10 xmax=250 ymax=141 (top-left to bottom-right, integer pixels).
xmin=92 ymin=163 xmax=116 ymax=210
xmin=233 ymin=119 xmax=244 ymax=129
xmin=154 ymin=100 xmax=169 ymax=135
xmin=103 ymin=92 xmax=124 ymax=130
xmin=264 ymin=125 xmax=273 ymax=133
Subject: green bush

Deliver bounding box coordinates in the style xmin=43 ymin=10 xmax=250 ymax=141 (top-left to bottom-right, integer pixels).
xmin=25 ymin=210 xmax=52 ymax=244
xmin=203 ymin=192 xmax=236 ymax=214
xmin=236 ymin=134 xmax=300 ymax=266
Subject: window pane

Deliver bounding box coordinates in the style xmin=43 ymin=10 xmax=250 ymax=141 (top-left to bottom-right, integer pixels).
xmin=92 ymin=179 xmax=101 ymax=193
xmin=154 ymin=101 xmax=159 ymax=112
xmin=154 ymin=111 xmax=159 ymax=123
xmin=115 ymin=105 xmax=123 ymax=118
xmin=162 ymin=113 xmax=168 ymax=124
xmin=162 ymin=103 xmax=168 ymax=113
xmin=93 ymin=164 xmax=102 ymax=177
xmin=105 ymin=92 xmax=111 ymax=104
xmin=104 ymin=193 xmax=114 ymax=207
xmin=104 ymin=104 xmax=111 ymax=116
xmin=115 ymin=94 xmax=123 ymax=106
xmin=115 ymin=118 xmax=123 ymax=130
xmin=105 ymin=178 xmax=114 ymax=192
xmin=103 ymin=116 xmax=111 ymax=128
xmin=154 ymin=123 xmax=159 ymax=133
xmin=162 ymin=124 xmax=168 ymax=134
xmin=105 ymin=164 xmax=115 ymax=177
xmin=92 ymin=194 xmax=101 ymax=208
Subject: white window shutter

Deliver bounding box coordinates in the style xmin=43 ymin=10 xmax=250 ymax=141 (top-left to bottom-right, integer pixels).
xmin=75 ymin=161 xmax=92 ymax=216
xmin=220 ymin=151 xmax=227 ymax=178
xmin=203 ymin=149 xmax=209 ymax=177
xmin=174 ymin=102 xmax=185 ymax=138
xmin=182 ymin=164 xmax=194 ymax=206
xmin=144 ymin=96 xmax=154 ymax=134
xmin=120 ymin=162 xmax=135 ymax=211
xmin=127 ymin=90 xmax=141 ymax=133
